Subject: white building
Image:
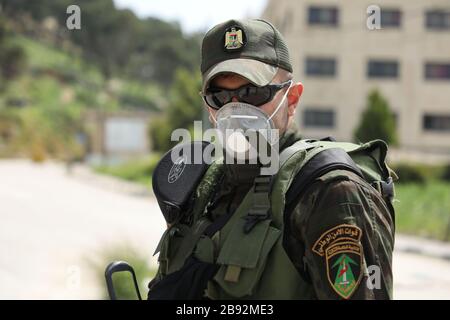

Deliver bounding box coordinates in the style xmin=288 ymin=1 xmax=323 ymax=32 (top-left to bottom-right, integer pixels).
xmin=263 ymin=0 xmax=450 ymax=155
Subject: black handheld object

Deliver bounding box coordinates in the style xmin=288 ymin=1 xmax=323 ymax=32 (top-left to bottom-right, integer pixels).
xmin=152 ymin=141 xmax=212 ymax=224
xmin=105 ymin=261 xmax=142 ymax=300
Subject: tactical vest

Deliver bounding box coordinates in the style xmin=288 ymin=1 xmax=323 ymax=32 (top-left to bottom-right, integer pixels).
xmin=148 ymin=139 xmax=397 ymax=300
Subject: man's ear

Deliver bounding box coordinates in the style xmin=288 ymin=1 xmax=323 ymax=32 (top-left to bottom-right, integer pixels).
xmin=287 ymin=82 xmax=303 ymax=116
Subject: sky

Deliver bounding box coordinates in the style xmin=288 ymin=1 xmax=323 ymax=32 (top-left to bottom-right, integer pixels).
xmin=113 ymin=0 xmax=269 ymax=34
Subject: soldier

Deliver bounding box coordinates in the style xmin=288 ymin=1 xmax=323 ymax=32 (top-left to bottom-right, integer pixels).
xmin=148 ymin=18 xmax=396 ymax=300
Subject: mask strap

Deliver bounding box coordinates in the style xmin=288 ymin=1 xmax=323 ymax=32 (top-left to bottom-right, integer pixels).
xmin=210 ymin=111 xmax=218 ymax=124
xmin=267 ymin=81 xmax=292 ymax=122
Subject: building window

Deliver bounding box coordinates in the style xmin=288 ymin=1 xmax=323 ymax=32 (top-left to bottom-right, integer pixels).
xmin=367 ymin=60 xmax=399 ymax=78
xmin=381 ymin=9 xmax=402 ymax=28
xmin=425 ymin=63 xmax=450 ymax=80
xmin=426 ymin=10 xmax=450 ymax=30
xmin=303 ymin=109 xmax=335 ymax=128
xmin=306 ymin=57 xmax=336 ymax=77
xmin=423 ymin=114 xmax=450 ymax=132
xmin=308 ymin=6 xmax=339 ymax=26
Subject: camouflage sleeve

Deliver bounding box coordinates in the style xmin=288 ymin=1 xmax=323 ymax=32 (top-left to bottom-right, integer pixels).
xmin=290 ymin=170 xmax=395 ymax=300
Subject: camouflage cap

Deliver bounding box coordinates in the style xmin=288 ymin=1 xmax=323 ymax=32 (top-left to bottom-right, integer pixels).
xmin=201 ymin=19 xmax=293 ymax=92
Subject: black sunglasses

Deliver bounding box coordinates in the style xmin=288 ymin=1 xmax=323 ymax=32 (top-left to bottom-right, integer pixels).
xmin=202 ymin=80 xmax=292 ymax=110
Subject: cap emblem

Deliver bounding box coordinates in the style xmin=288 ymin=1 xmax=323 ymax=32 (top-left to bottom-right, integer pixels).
xmin=224 ymin=27 xmax=245 ymax=51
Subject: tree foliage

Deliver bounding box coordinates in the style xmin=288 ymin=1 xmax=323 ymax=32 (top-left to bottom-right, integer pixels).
xmin=0 ymin=0 xmax=204 ymax=160
xmin=150 ymin=68 xmax=203 ymax=152
xmin=1 ymin=0 xmax=201 ymax=86
xmin=354 ymin=89 xmax=398 ymax=146
xmin=0 ymin=15 xmax=26 ymax=86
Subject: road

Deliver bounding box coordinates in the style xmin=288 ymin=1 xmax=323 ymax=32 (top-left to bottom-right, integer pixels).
xmin=0 ymin=160 xmax=166 ymax=299
xmin=0 ymin=159 xmax=449 ymax=299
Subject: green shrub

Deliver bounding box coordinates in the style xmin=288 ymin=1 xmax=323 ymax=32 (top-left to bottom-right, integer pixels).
xmin=94 ymin=154 xmax=161 ymax=187
xmin=30 ymin=138 xmax=47 ymax=162
xmin=395 ymin=182 xmax=450 ymax=241
xmin=391 ymin=163 xmax=427 ymax=184
xmin=88 ymin=244 xmax=157 ymax=300
xmin=391 ymin=162 xmax=446 ymax=184
xmin=149 ymin=115 xmax=176 ymax=153
xmin=354 ymin=89 xmax=398 ymax=146
xmin=149 ymin=68 xmax=203 ymax=153
xmin=441 ymin=164 xmax=450 ymax=182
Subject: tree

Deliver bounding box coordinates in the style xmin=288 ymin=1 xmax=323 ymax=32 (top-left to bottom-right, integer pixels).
xmin=0 ymin=15 xmax=26 ymax=87
xmin=354 ymin=89 xmax=398 ymax=146
xmin=149 ymin=68 xmax=203 ymax=152
xmin=1 ymin=0 xmax=201 ymax=86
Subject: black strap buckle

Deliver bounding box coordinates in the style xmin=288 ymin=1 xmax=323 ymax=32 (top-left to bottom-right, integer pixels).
xmin=243 ymin=175 xmax=272 ymax=234
xmin=372 ymin=176 xmax=394 ymax=202
xmin=380 ymin=176 xmax=394 ymax=202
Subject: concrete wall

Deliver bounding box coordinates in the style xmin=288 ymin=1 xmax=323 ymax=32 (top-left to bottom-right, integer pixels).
xmin=83 ymin=110 xmax=153 ymax=165
xmin=263 ymin=0 xmax=450 ymax=154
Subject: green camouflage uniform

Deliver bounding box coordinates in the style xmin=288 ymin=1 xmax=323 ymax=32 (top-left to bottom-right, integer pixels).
xmin=206 ymin=125 xmax=395 ymax=299
xmin=159 ymin=18 xmax=397 ymax=300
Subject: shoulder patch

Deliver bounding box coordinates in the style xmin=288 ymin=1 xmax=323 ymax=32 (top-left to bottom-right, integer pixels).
xmin=312 ymin=224 xmax=362 ymax=257
xmin=312 ymin=224 xmax=363 ymax=299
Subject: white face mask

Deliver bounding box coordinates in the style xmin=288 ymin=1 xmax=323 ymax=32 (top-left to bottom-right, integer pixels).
xmin=211 ymin=82 xmax=292 ymax=160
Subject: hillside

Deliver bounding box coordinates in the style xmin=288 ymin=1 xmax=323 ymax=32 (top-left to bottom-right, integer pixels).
xmin=0 ymin=32 xmax=164 ymax=161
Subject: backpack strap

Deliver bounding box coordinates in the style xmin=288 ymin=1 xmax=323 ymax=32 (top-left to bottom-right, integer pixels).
xmin=281 ymin=145 xmax=365 ymax=283
xmin=243 ymin=175 xmax=273 ymax=234
xmin=284 ymin=147 xmax=364 ymax=214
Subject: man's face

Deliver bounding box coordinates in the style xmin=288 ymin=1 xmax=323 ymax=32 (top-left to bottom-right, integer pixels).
xmin=206 ymin=73 xmax=303 ymax=135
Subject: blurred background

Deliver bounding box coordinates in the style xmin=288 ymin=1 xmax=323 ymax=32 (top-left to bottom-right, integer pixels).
xmin=0 ymin=0 xmax=449 ymax=299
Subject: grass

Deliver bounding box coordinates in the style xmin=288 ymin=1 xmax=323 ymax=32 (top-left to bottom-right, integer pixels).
xmin=12 ymin=35 xmax=103 ymax=84
xmin=87 ymin=243 xmax=157 ymax=300
xmin=394 ymin=181 xmax=450 ymax=241
xmin=94 ymin=154 xmax=161 ymax=189
xmin=13 ymin=36 xmax=164 ymax=111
